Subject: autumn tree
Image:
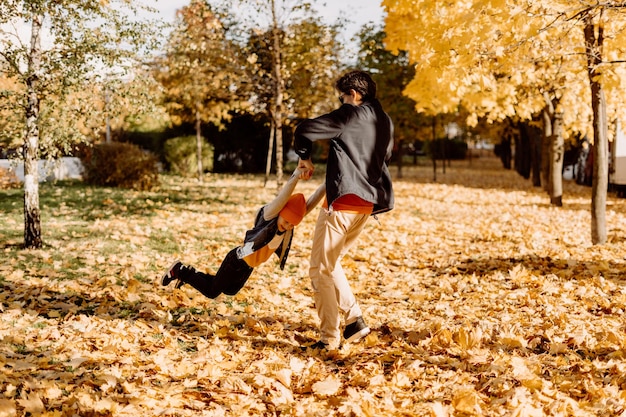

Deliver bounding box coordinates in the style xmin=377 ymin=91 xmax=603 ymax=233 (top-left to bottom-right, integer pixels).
xmin=383 ymin=0 xmax=584 ymax=200
xmin=383 ymin=0 xmax=626 ymax=244
xmin=0 ymin=74 xmax=23 ymax=153
xmin=356 ymin=24 xmax=428 ymax=177
xmin=268 ymin=0 xmax=286 ymax=186
xmin=275 ymin=15 xmax=343 ymax=181
xmin=580 ymin=6 xmax=626 ymax=244
xmin=153 ymin=0 xmax=248 ymax=181
xmin=219 ymin=0 xmax=341 ymax=187
xmin=282 ymin=18 xmax=342 ymax=121
xmin=93 ymin=70 xmax=168 ymax=145
xmin=0 ymin=0 xmax=159 ymax=248
xmin=245 ymin=17 xmax=341 ymax=184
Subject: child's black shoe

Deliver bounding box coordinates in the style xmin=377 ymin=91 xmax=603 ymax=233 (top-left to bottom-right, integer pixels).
xmin=161 ymin=260 xmax=183 ymax=286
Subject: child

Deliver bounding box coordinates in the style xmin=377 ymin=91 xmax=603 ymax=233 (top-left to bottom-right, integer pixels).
xmin=161 ymin=167 xmax=324 ymax=299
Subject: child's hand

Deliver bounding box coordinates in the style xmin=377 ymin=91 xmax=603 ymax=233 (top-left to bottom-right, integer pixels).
xmin=297 ymin=169 xmax=312 ymax=180
xmin=297 ymin=159 xmax=314 ymax=180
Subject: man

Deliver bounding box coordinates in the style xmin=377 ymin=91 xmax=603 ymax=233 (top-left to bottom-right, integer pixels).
xmin=295 ymin=70 xmax=394 ymax=349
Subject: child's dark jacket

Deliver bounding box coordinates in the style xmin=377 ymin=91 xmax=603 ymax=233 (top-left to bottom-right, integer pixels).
xmin=236 ymin=207 xmax=293 ymax=270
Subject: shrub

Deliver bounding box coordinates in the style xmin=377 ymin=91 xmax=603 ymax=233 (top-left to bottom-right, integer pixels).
xmin=164 ymin=135 xmax=213 ymax=176
xmin=81 ymin=142 xmax=159 ymax=190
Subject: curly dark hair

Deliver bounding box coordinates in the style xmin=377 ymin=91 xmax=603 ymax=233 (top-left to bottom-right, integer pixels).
xmin=335 ymin=70 xmax=376 ymax=100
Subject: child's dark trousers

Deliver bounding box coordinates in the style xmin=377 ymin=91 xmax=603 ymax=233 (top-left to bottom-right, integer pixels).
xmin=178 ymin=248 xmax=253 ymax=298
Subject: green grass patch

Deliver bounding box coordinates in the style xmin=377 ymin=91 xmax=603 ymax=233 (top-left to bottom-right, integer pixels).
xmin=0 ymin=188 xmax=22 ymax=213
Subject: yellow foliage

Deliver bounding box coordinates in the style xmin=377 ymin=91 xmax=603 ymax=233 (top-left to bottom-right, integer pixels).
xmin=384 ymin=0 xmax=626 ymax=137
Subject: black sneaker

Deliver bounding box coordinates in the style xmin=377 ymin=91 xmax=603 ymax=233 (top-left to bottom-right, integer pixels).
xmin=161 ymin=260 xmax=183 ymax=287
xmin=343 ymin=317 xmax=370 ymax=343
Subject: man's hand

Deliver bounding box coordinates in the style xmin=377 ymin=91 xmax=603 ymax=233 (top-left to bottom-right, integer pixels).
xmin=297 ymin=158 xmax=314 ymax=180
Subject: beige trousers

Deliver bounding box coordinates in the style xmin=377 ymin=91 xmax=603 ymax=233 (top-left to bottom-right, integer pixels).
xmin=309 ymin=208 xmax=369 ymax=346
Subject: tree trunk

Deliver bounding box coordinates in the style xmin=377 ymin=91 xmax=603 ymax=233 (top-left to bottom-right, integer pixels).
xmin=530 ymin=123 xmax=542 ymax=187
xmin=516 ymin=122 xmax=531 ymax=180
xmin=541 ymin=107 xmax=552 ymax=194
xmin=264 ymin=118 xmax=275 ymax=187
xmin=271 ymin=0 xmax=284 ymax=189
xmin=396 ymin=139 xmax=404 ymax=179
xmin=542 ymin=97 xmax=565 ymax=206
xmin=24 ymin=14 xmax=43 ymax=249
xmin=585 ymin=17 xmax=608 ymax=244
xmin=500 ymin=133 xmax=512 ymax=170
xmin=195 ymin=105 xmax=203 ymax=181
xmin=549 ymin=110 xmax=564 ymax=207
xmin=431 ymin=117 xmax=437 ymax=182
xmin=274 ymin=121 xmax=284 ymax=188
xmin=441 ymin=138 xmax=446 ymax=174
xmin=105 ymin=86 xmax=112 ymax=144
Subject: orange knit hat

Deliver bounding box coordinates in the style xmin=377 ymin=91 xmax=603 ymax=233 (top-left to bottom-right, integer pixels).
xmin=279 ymin=193 xmax=306 ymax=226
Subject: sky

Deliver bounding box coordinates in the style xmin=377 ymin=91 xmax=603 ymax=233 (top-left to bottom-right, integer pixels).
xmin=150 ymin=0 xmax=385 ymax=52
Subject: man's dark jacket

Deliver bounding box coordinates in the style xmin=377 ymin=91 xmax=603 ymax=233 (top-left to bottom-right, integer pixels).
xmin=294 ymin=98 xmax=394 ymax=215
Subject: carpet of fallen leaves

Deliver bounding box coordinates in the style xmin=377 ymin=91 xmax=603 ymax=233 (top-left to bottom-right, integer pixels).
xmin=2 ymin=156 xmax=626 ymax=416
